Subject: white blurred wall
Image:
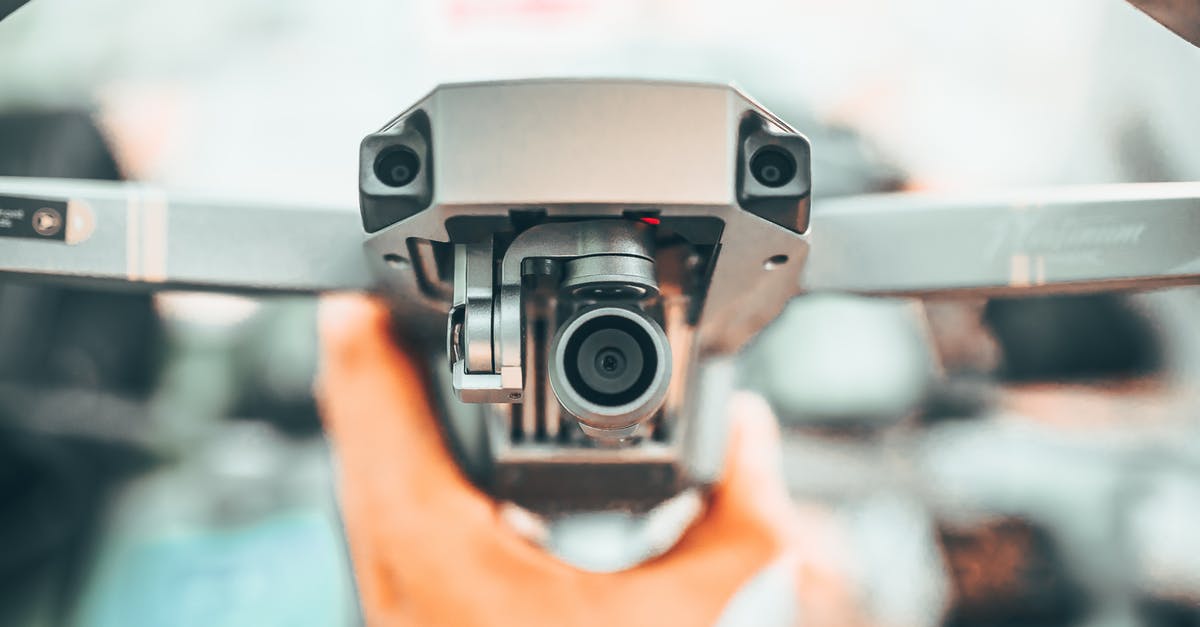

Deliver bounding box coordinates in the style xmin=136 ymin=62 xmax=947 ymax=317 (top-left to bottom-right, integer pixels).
xmin=1 ymin=0 xmax=1198 ymax=206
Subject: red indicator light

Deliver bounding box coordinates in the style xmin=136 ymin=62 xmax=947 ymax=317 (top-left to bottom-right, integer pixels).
xmin=639 ymin=217 xmax=661 ymax=225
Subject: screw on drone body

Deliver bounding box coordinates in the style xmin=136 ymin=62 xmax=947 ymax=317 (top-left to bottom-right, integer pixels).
xmin=763 ymin=254 xmax=788 ymax=270
xmin=383 ymin=254 xmax=409 ymax=269
xmin=32 ymin=207 xmax=62 ymax=236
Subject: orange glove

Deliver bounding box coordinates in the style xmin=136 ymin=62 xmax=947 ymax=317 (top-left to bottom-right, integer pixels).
xmin=317 ymin=294 xmax=859 ymax=626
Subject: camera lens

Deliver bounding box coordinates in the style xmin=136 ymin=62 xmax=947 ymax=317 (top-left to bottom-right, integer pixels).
xmin=749 ymin=146 xmax=796 ymax=188
xmin=564 ymin=317 xmax=655 ymax=406
xmin=374 ymin=146 xmax=421 ymax=187
xmin=549 ymin=307 xmax=672 ymax=435
xmin=574 ymin=327 xmax=645 ymax=398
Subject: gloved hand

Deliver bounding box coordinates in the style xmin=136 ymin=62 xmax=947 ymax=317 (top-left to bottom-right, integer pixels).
xmin=317 ymin=294 xmax=857 ymax=626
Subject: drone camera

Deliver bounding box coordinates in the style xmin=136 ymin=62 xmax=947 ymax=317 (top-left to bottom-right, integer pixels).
xmin=749 ymin=145 xmax=797 ymax=188
xmin=550 ymin=306 xmax=672 ymax=439
xmin=738 ymin=120 xmax=812 ymax=234
xmin=357 ymin=81 xmax=813 ymax=516
xmin=358 ymin=112 xmax=433 ymax=233
xmin=373 ymin=146 xmax=421 ymax=188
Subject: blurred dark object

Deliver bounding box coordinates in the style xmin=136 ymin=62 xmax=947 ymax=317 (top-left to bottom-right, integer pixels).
xmin=807 ymin=121 xmax=906 ymax=199
xmin=919 ymin=377 xmax=996 ymax=424
xmin=766 ymin=103 xmax=906 ymax=200
xmin=0 ymin=0 xmax=32 ymax=23
xmin=1138 ymin=597 xmax=1200 ymax=627
xmin=1128 ymin=0 xmax=1200 ymax=47
xmin=0 ymin=413 xmax=88 ymax=584
xmin=0 ymin=109 xmax=160 ymax=625
xmin=984 ymin=294 xmax=1163 ymax=383
xmin=0 ymin=404 xmax=153 ymax=626
xmin=0 ymin=285 xmax=162 ymax=393
xmin=939 ymin=518 xmax=1087 ymax=627
xmin=0 ymin=111 xmax=160 ymax=394
xmin=0 ymin=111 xmax=122 ymax=181
xmin=231 ymin=299 xmax=324 ymax=436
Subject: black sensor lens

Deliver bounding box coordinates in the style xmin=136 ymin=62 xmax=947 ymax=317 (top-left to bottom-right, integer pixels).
xmin=374 ymin=146 xmax=421 ymax=187
xmin=563 ymin=315 xmax=657 ymax=406
xmin=749 ymin=146 xmax=796 ymax=188
xmin=576 ymin=328 xmax=643 ymax=396
xmin=596 ymin=349 xmax=625 ymax=377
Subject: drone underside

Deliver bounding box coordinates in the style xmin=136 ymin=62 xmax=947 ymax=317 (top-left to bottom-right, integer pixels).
xmin=0 ymin=79 xmax=1198 ymax=569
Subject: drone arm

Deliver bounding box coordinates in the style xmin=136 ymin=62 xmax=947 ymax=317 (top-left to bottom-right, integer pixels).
xmin=804 ymin=182 xmax=1200 ymax=298
xmin=0 ymin=177 xmax=373 ymax=294
xmin=1128 ymin=0 xmax=1200 ymax=47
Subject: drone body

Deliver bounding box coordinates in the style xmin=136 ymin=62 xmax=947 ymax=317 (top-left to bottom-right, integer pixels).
xmin=1 ymin=79 xmax=1199 ymax=568
xmin=357 ymin=82 xmax=812 ymax=531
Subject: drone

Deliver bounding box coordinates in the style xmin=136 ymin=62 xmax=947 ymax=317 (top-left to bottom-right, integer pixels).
xmin=1 ymin=3 xmax=1198 ymax=572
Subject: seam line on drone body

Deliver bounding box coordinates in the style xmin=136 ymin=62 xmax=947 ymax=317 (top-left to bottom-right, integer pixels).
xmin=142 ymin=187 xmax=167 ymax=283
xmin=125 ymin=184 xmax=140 ymax=281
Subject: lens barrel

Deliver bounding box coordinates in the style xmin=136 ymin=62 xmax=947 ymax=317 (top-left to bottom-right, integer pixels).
xmin=549 ymin=306 xmax=672 ymax=438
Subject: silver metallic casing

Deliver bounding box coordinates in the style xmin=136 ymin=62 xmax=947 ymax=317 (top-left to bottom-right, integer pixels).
xmin=358 ymin=80 xmax=813 ymax=517
xmin=3 ymin=78 xmax=1198 ymax=570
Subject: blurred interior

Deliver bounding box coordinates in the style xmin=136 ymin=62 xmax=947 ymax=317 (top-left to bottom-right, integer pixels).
xmin=2 ymin=1 xmax=1200 ymax=625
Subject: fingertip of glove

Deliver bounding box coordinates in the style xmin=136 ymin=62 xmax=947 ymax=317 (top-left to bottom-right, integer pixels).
xmin=726 ymin=392 xmax=781 ymax=452
xmin=319 ymin=293 xmax=392 ymax=355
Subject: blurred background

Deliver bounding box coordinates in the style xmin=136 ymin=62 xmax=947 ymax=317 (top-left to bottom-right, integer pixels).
xmin=1 ymin=0 xmax=1199 ymax=625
